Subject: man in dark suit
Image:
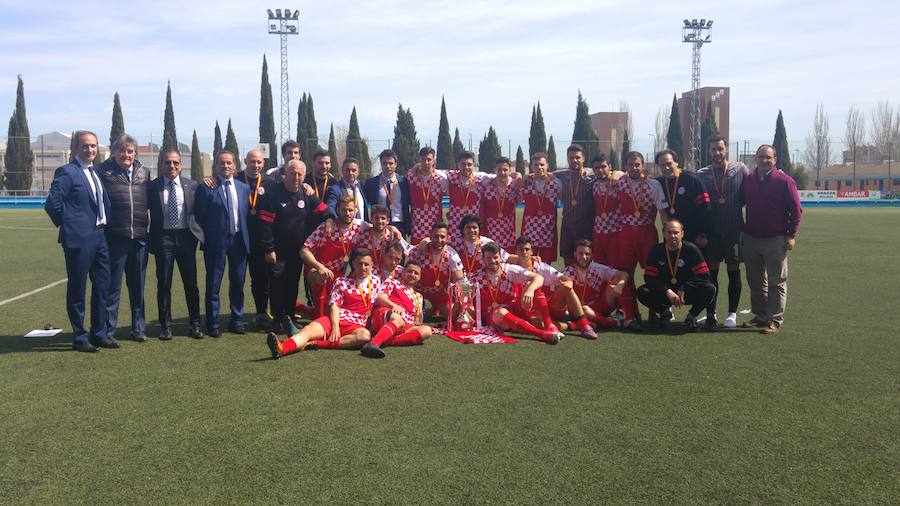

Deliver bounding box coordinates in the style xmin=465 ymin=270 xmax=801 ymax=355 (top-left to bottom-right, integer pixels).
xmin=363 ymin=149 xmax=411 ymax=236
xmin=97 ymin=133 xmax=151 ymax=342
xmin=194 ymin=150 xmax=251 ymax=336
xmin=148 ymin=149 xmax=203 ymax=340
xmin=325 ymin=157 xmax=368 ymax=221
xmin=44 ymin=130 xmax=117 ymax=353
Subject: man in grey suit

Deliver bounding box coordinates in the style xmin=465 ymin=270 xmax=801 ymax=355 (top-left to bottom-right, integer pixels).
xmin=148 ymin=149 xmax=203 ymax=340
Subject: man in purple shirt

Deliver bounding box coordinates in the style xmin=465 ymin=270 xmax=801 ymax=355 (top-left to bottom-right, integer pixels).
xmin=742 ymin=144 xmax=802 ymax=334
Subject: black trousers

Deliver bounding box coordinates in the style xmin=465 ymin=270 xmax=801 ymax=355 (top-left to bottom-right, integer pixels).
xmin=269 ymin=249 xmax=303 ymax=323
xmin=155 ymin=229 xmax=200 ymax=331
xmin=636 ymin=282 xmax=716 ymax=318
xmin=247 ymin=248 xmax=269 ymax=315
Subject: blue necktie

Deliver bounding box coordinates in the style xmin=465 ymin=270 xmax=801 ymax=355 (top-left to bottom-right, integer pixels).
xmin=167 ymin=179 xmax=179 ymax=228
xmin=224 ymin=180 xmax=235 ymax=234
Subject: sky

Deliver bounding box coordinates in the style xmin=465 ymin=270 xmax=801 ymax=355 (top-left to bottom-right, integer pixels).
xmin=1 ymin=0 xmax=898 ymax=158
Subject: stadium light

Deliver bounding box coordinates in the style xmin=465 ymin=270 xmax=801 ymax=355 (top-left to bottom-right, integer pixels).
xmin=706 ymin=20 xmax=714 ymax=27
xmin=683 ymin=19 xmax=690 ymax=27
xmin=267 ymin=7 xmax=301 ymax=145
xmin=680 ymin=17 xmax=713 ymax=170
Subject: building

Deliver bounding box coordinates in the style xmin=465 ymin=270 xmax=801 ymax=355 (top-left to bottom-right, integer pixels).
xmin=589 ymin=111 xmax=629 ymax=157
xmin=677 ymin=86 xmax=730 ymax=154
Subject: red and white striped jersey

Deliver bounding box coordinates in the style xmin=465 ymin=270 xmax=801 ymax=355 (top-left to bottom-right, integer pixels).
xmin=407 ymin=168 xmax=448 ymax=243
xmin=304 ymin=219 xmax=371 ymax=273
xmin=446 ymin=170 xmax=491 ymax=246
xmin=457 ymin=236 xmax=509 ymax=276
xmin=617 ymin=177 xmax=668 ymax=228
xmin=471 ymin=263 xmax=531 ymax=311
xmin=480 ymin=177 xmax=521 ymax=251
xmin=409 ymin=244 xmax=463 ymax=296
xmin=328 ymin=274 xmax=382 ymax=326
xmin=563 ymin=262 xmax=619 ymax=306
xmin=593 ymin=177 xmax=623 ymax=234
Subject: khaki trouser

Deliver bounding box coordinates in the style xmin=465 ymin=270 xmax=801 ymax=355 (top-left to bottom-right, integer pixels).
xmin=741 ymin=233 xmax=789 ymax=325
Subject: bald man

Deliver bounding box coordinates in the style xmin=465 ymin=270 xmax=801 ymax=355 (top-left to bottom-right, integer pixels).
xmin=236 ymin=149 xmax=275 ymax=324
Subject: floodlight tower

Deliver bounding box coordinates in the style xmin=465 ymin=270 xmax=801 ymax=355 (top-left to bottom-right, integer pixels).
xmin=682 ymin=18 xmax=713 ymax=170
xmin=267 ymin=8 xmax=300 ymax=145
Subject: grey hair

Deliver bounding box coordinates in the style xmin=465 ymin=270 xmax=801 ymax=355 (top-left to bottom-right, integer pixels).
xmin=111 ymin=133 xmax=138 ymax=153
xmin=73 ymin=130 xmax=98 ymax=149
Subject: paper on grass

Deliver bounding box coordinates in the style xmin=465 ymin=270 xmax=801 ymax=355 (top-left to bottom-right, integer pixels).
xmin=24 ymin=328 xmax=63 ymax=338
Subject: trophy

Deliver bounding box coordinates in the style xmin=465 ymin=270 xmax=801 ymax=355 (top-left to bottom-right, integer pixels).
xmin=453 ymin=278 xmax=474 ymax=331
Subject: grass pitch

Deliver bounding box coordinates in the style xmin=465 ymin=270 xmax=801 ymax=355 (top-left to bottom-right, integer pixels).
xmin=0 ymin=207 xmax=898 ymax=504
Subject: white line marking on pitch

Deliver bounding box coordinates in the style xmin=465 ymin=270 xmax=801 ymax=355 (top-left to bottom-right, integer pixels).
xmin=0 ymin=226 xmax=55 ymax=231
xmin=0 ymin=278 xmax=67 ymax=307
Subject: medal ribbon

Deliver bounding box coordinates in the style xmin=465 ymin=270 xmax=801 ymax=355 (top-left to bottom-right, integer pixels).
xmin=462 ymin=171 xmax=475 ymax=210
xmin=597 ymin=179 xmax=610 ymax=216
xmin=249 ymin=174 xmax=262 ymax=209
xmin=383 ymin=177 xmax=395 ymax=207
xmin=568 ymin=170 xmax=584 ymax=204
xmin=627 ymin=177 xmax=645 ymax=217
xmin=462 ymin=237 xmax=481 ymax=273
xmin=358 ymin=276 xmax=374 ymax=315
xmin=315 ymin=174 xmax=330 ymax=199
xmin=663 ymin=170 xmax=681 ymax=213
xmin=711 ymin=165 xmax=728 ymax=203
xmin=485 ymin=269 xmax=505 ymax=307
xmin=431 ymin=248 xmax=445 ymax=286
xmin=665 ymin=246 xmax=683 ymax=285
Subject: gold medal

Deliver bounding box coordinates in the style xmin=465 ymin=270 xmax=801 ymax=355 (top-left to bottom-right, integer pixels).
xmin=633 ymin=210 xmax=641 ymax=218
xmin=601 ymin=212 xmax=608 ymax=219
xmin=670 ymin=277 xmax=677 ymax=284
xmin=718 ymin=197 xmax=726 ymax=205
xmin=343 ymin=255 xmax=350 ymax=263
xmin=435 ymin=279 xmax=441 ymax=287
xmin=669 ymin=207 xmax=675 ymax=214
xmin=463 ymin=205 xmax=469 ymax=213
xmin=571 ymin=199 xmax=577 ymax=206
xmin=537 ymin=209 xmax=543 ymax=216
xmin=249 ymin=208 xmax=257 ymax=215
xmin=491 ymin=302 xmax=497 ymax=310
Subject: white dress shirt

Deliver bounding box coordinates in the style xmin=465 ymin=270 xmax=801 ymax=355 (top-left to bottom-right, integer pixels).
xmin=77 ymin=157 xmax=106 ymax=226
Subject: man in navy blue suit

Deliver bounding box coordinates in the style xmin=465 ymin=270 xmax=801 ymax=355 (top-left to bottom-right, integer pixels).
xmin=325 ymin=158 xmax=368 ymax=222
xmin=363 ymin=149 xmax=411 ymax=236
xmin=44 ymin=130 xmax=117 ymax=353
xmin=194 ymin=150 xmax=251 ymax=336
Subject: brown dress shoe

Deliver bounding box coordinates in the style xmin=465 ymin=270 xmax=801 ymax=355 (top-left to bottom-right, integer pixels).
xmin=761 ymin=322 xmax=781 ymax=334
xmin=742 ymin=317 xmax=768 ymax=328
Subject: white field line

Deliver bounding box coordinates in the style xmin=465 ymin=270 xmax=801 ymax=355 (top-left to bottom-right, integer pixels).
xmin=0 ymin=226 xmax=55 ymax=231
xmin=0 ymin=278 xmax=68 ymax=307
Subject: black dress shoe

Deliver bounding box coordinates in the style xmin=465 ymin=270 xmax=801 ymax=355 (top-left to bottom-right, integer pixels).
xmin=90 ymin=337 xmax=121 ymax=348
xmin=73 ymin=341 xmax=100 ymax=353
xmin=208 ymin=327 xmax=221 ymax=338
xmin=189 ymin=326 xmax=203 ymax=339
xmin=228 ymin=322 xmax=246 ymax=335
xmin=131 ymin=332 xmax=148 ymax=342
xmin=159 ymin=329 xmax=173 ymax=341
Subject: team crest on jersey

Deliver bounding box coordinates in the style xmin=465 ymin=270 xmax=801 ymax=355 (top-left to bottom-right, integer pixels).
xmin=297 ymin=200 xmax=305 ymax=209
xmin=677 ymin=259 xmax=685 ymax=267
xmin=280 ymin=202 xmax=287 ymax=207
xmin=677 ymin=186 xmax=686 ymax=195
xmin=257 ymin=186 xmax=265 ymax=195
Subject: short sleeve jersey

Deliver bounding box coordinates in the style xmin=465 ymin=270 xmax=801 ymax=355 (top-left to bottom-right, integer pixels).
xmin=618 ymin=177 xmax=668 ymax=227
xmin=409 ymin=244 xmax=464 ymax=296
xmin=592 ymin=177 xmax=623 ymax=235
xmin=407 ymin=168 xmax=449 ymax=243
xmin=471 ymin=263 xmax=532 ymax=311
xmin=328 ymin=274 xmax=382 ymax=326
xmin=378 ymin=277 xmax=424 ymax=325
xmin=525 ymin=259 xmax=563 ymax=288
xmin=458 ymin=236 xmax=509 ymax=276
xmin=563 ymin=262 xmax=619 ymax=306
xmin=304 ymin=219 xmax=371 ymax=273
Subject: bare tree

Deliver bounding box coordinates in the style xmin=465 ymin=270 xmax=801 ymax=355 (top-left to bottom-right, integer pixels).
xmin=844 ymin=106 xmax=866 ymax=181
xmin=870 ymin=100 xmax=894 ymax=160
xmin=654 ymin=106 xmax=669 ymax=153
xmin=618 ymin=101 xmax=634 ymax=145
xmin=332 ymin=124 xmax=349 ymax=163
xmin=804 ymin=102 xmax=831 ymax=183
xmin=892 ymin=107 xmax=900 ymax=161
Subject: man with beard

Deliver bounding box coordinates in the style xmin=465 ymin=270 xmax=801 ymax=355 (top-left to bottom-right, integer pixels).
xmin=590 ymin=154 xmax=624 ymax=268
xmin=305 ymin=149 xmax=336 ymax=202
xmin=456 ymin=215 xmax=512 ymax=277
xmin=446 ymin=150 xmax=494 ymax=249
xmin=236 ymin=149 xmax=274 ymax=325
xmin=696 ymin=135 xmax=749 ymax=329
xmin=655 ymin=149 xmax=711 ymax=261
xmin=520 ymin=152 xmax=560 ymax=262
xmin=265 ymin=140 xmax=302 ymax=180
xmin=375 ymin=240 xmax=407 ymax=281
xmin=361 ymin=260 xmax=433 ymax=358
xmin=363 ymin=149 xmax=411 ymax=236
xmin=637 ymin=220 xmax=716 ymax=332
xmin=562 ymin=240 xmax=629 ymax=330
xmin=616 ymin=151 xmax=669 ymax=331
xmin=408 ymin=222 xmax=464 ymax=319
xmin=554 ymin=144 xmax=594 ymax=266
xmin=479 ymin=156 xmax=521 ymax=251
xmin=257 ymin=159 xmax=331 ymax=334
xmin=352 ymin=205 xmax=410 ymax=269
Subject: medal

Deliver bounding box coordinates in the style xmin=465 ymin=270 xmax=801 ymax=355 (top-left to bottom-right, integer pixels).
xmin=463 ymin=205 xmax=469 ymax=213
xmin=571 ymin=199 xmax=577 ymax=206
xmin=249 ymin=208 xmax=257 ymax=215
xmin=491 ymin=302 xmax=497 ymax=310
xmin=670 ymin=277 xmax=678 ymax=284
xmin=718 ymin=197 xmax=726 ymax=205
xmin=537 ymin=209 xmax=543 ymax=216
xmin=601 ymin=212 xmax=607 ymax=219
xmin=343 ymin=255 xmax=350 ymax=263
xmin=669 ymin=207 xmax=675 ymax=214
xmin=435 ymin=279 xmax=441 ymax=287
xmin=633 ymin=210 xmax=641 ymax=218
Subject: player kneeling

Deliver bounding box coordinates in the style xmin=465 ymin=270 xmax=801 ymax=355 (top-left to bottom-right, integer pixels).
xmin=563 ymin=240 xmax=630 ymax=329
xmin=360 ymin=260 xmax=433 ymax=359
xmin=513 ymin=236 xmax=598 ymax=339
xmin=470 ymin=243 xmax=564 ymax=344
xmin=267 ymin=249 xmax=379 ymax=359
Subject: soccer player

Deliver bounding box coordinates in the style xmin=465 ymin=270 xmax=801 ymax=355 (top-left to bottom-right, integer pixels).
xmin=456 ymin=215 xmax=512 ymax=277
xmin=696 ymin=135 xmax=749 ymax=328
xmin=479 ymin=156 xmax=521 ymax=251
xmin=514 ymin=237 xmax=598 ymax=339
xmin=655 ymin=149 xmax=711 ymax=254
xmin=361 ymin=260 xmax=434 ymax=358
xmin=554 ymin=144 xmax=594 ymax=266
xmin=375 ymin=240 xmax=406 ymax=281
xmin=446 ymin=150 xmax=492 ymax=249
xmin=305 ymin=149 xmax=335 ymax=201
xmin=521 ymin=152 xmax=560 ymax=263
xmin=267 ymin=248 xmax=380 ymax=358
xmin=637 ymin=220 xmax=716 ymax=332
xmin=469 ymin=243 xmax=563 ymax=344
xmin=352 ymin=205 xmax=410 ymax=270
xmin=563 ymin=240 xmax=629 ymax=330
xmin=590 ymin=154 xmax=623 ymax=268
xmin=616 ymin=151 xmax=669 ymax=330
xmin=407 ymin=147 xmax=449 ymax=243
xmin=408 ymin=222 xmax=464 ymax=318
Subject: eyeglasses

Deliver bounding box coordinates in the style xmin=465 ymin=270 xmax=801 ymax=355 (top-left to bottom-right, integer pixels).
xmin=164 ymin=161 xmax=181 ymax=166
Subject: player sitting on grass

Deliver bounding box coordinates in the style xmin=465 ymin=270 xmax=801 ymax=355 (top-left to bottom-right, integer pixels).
xmin=360 ymin=260 xmax=433 ymax=359
xmin=267 ymin=248 xmax=380 ymax=359
xmin=562 ymin=239 xmax=629 ymax=330
xmin=513 ymin=236 xmax=598 ymax=339
xmin=468 ymin=243 xmax=564 ymax=344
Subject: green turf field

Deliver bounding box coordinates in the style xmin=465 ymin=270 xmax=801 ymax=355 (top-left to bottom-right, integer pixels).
xmin=0 ymin=207 xmax=898 ymax=504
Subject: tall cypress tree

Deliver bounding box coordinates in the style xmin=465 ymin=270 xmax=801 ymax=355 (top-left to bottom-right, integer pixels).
xmin=109 ymin=92 xmax=125 ymax=148
xmin=547 ymin=135 xmax=558 ymax=171
xmin=158 ymin=81 xmax=178 ymax=169
xmin=529 ymin=102 xmax=548 ymax=155
xmin=610 ymin=147 xmax=620 ymax=172
xmin=620 ymin=128 xmax=631 ymax=168
xmin=347 ymin=106 xmax=363 ymax=164
xmin=359 ymin=138 xmax=372 ymax=181
xmin=190 ymin=129 xmax=203 ymax=181
xmin=571 ymin=91 xmax=598 ymax=161
xmin=666 ymin=93 xmax=685 ymax=166
xmin=213 ymin=121 xmax=223 ymax=156
xmin=478 ymin=127 xmax=502 ymax=170
xmin=328 ymin=123 xmax=338 ymax=165
xmin=259 ymin=55 xmax=277 ymax=169
xmin=296 ymin=93 xmax=308 ymax=164
xmin=772 ymin=110 xmax=792 ymax=173
xmin=452 ymin=128 xmax=465 ymax=162
xmin=391 ymin=104 xmax=419 ymax=174
xmin=700 ymin=98 xmax=719 ymax=168
xmin=68 ymin=130 xmax=77 ymax=163
xmin=3 ymin=75 xmax=33 ymax=191
xmin=515 ymin=145 xmax=526 ymax=176
xmin=436 ymin=97 xmax=453 ymax=170
xmin=224 ymin=118 xmax=241 ymax=169
xmin=306 ymin=94 xmax=319 ymax=161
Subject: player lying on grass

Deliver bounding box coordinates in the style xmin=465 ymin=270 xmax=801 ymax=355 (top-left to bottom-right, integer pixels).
xmin=512 ymin=236 xmax=598 ymax=339
xmin=467 ymin=243 xmax=564 ymax=344
xmin=267 ymin=248 xmax=380 ymax=359
xmin=562 ymin=239 xmax=629 ymax=330
xmin=360 ymin=260 xmax=434 ymax=359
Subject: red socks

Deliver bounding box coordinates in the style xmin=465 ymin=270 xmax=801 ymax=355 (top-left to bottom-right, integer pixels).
xmin=280 ymin=338 xmax=298 ymax=355
xmin=370 ymin=322 xmax=398 ymax=347
xmin=594 ymin=316 xmax=619 ymax=328
xmin=573 ymin=316 xmax=590 ymax=330
xmin=621 ymin=281 xmax=637 ymax=320
xmin=533 ymin=289 xmax=555 ymax=328
xmin=309 ymin=339 xmax=341 ymax=349
xmin=388 ymin=329 xmax=423 ymax=347
xmin=501 ymin=312 xmax=544 ymax=338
